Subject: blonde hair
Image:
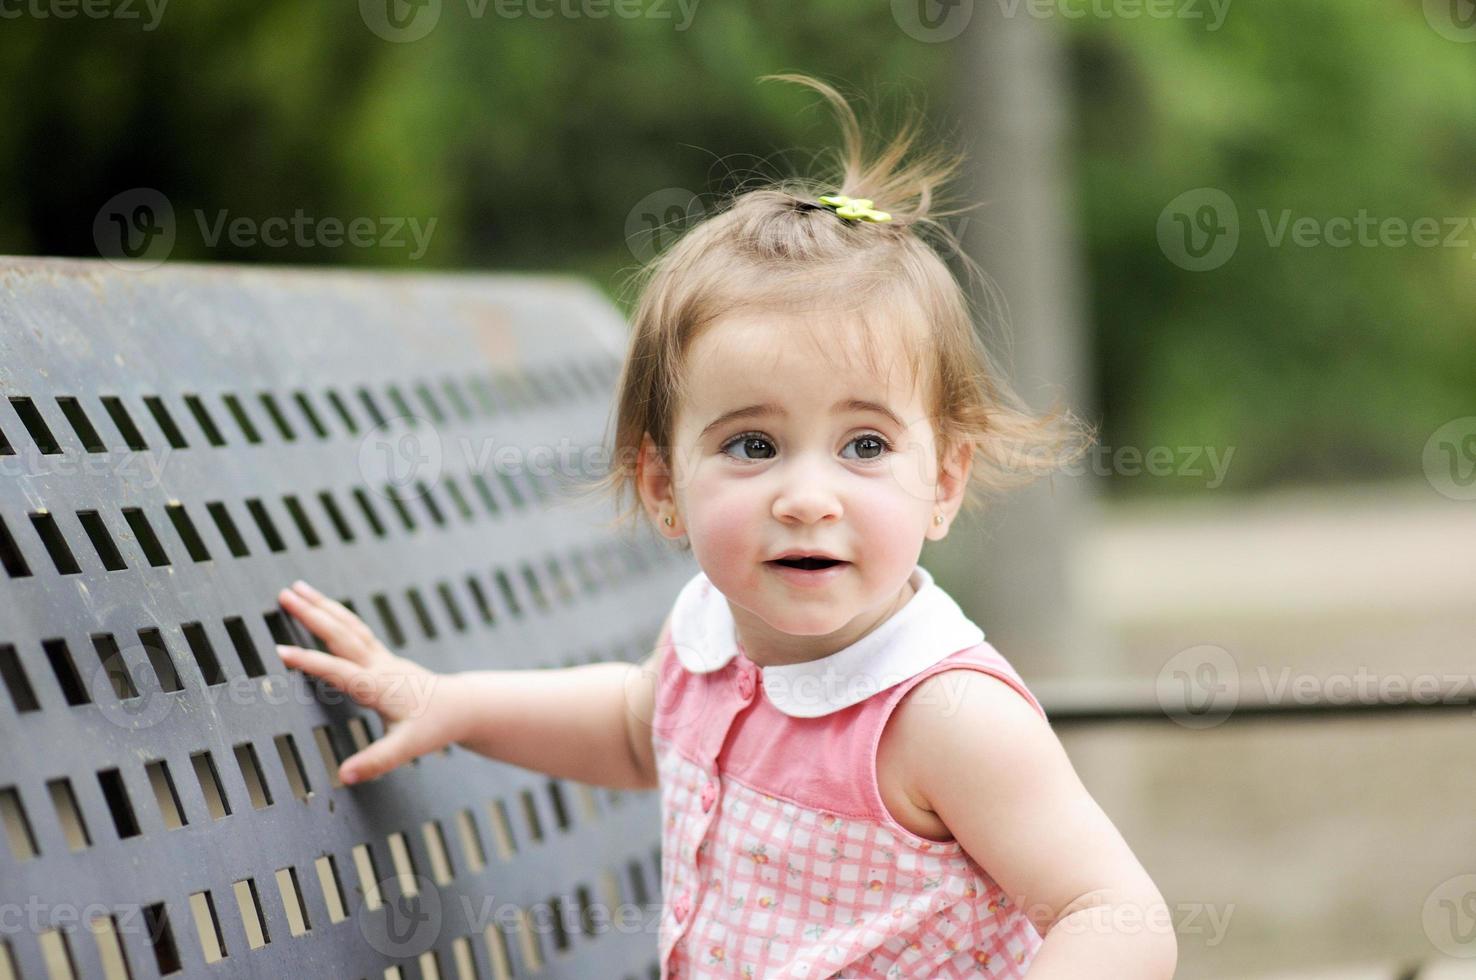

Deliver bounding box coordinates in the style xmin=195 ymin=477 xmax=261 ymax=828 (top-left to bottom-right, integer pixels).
xmin=574 ymin=73 xmax=1096 ymax=545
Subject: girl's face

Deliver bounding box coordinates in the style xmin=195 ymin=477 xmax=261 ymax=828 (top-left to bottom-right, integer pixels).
xmin=639 ymin=310 xmax=971 ymax=667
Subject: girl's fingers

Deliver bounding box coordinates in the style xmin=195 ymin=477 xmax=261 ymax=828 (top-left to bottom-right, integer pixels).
xmin=290 ymin=581 xmax=379 ymax=649
xmin=338 ymin=720 xmax=423 ymax=785
xmin=277 ymin=590 xmax=372 ymax=665
xmin=276 ymin=645 xmax=379 ymax=706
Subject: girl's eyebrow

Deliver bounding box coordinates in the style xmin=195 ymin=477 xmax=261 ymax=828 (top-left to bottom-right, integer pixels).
xmin=699 ymin=398 xmax=903 ymax=438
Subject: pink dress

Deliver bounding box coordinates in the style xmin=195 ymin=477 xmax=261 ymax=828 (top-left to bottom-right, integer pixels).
xmin=650 ymin=564 xmax=1049 ymax=978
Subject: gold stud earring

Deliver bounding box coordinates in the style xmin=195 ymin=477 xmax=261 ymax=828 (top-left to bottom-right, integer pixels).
xmin=664 ymin=514 xmax=674 ymax=527
xmin=934 ymin=514 xmax=944 ymax=525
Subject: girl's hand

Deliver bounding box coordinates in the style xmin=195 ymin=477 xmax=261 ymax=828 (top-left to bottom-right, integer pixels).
xmin=275 ymin=580 xmax=455 ymax=785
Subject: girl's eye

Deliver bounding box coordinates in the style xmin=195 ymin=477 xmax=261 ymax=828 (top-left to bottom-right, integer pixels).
xmin=842 ymin=433 xmax=892 ymax=461
xmin=718 ymin=432 xmax=893 ymax=462
xmin=720 ymin=432 xmax=776 ymax=461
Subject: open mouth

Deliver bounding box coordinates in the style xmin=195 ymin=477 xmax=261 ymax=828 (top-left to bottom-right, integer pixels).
xmin=768 ymin=557 xmax=846 ymax=570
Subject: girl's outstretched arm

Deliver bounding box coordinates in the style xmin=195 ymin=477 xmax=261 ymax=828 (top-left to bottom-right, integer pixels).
xmin=897 ymin=670 xmax=1179 ymax=979
xmin=276 ymin=579 xmax=665 ymax=791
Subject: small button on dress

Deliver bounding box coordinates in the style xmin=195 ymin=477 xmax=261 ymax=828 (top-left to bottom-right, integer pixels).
xmin=649 ymin=565 xmax=1050 ymax=978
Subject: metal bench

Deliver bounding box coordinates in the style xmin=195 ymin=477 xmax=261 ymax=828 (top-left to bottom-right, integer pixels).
xmin=0 ymin=256 xmax=688 ymax=979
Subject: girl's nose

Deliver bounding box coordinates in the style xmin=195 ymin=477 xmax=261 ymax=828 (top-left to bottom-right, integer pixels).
xmin=770 ymin=455 xmax=844 ymax=524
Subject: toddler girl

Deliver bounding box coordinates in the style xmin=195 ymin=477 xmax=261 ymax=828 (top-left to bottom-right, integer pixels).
xmin=275 ymin=74 xmax=1176 ymax=979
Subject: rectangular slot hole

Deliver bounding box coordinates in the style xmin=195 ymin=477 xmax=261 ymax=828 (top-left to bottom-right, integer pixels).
xmin=519 ymin=789 xmax=544 ymax=843
xmin=142 ymin=902 xmax=181 ymax=975
xmin=317 ymin=491 xmax=354 ymax=542
xmin=442 ymin=476 xmax=475 ymax=521
xmin=415 ymin=382 xmax=447 ymax=424
xmin=351 ymin=843 xmax=383 ymax=910
xmin=182 ymin=394 xmax=226 ymax=446
xmin=371 ymin=594 xmax=406 ymax=648
xmin=1 ymin=786 xmax=39 ymax=859
xmin=346 ymin=716 xmax=374 ymax=753
xmin=0 ymin=643 xmax=41 ymax=712
xmin=10 ymin=397 xmax=62 ymax=454
xmin=417 ymin=482 xmax=446 ymax=526
xmin=465 ymin=577 xmax=495 ymax=625
xmin=514 ymin=907 xmax=545 ymax=973
xmin=352 ymin=488 xmax=386 ymax=537
xmin=405 ymin=588 xmax=437 ymax=640
xmin=0 ymin=420 xmax=11 ymax=455
xmin=437 ymin=583 xmax=467 ymax=633
xmin=469 ymin=472 xmax=501 ymax=517
xmin=281 ymin=494 xmax=321 ymax=548
xmin=221 ymin=393 xmax=261 ymax=443
xmin=314 ymin=855 xmax=347 ymax=923
xmin=324 ymin=389 xmax=358 ymax=434
xmin=30 ymin=511 xmax=81 ymax=574
xmin=47 ymin=777 xmax=92 ymax=851
xmin=180 ymin=622 xmax=226 ymax=686
xmin=97 ymin=768 xmax=141 ymax=839
xmin=311 ymin=725 xmax=345 ymax=788
xmin=357 ymin=387 xmax=387 ymax=428
xmin=138 ymin=628 xmax=182 ymax=693
xmin=121 ymin=507 xmax=170 ymax=567
xmin=487 ymin=799 xmax=517 ymax=859
xmin=275 ymin=866 xmax=311 ymax=936
xmin=455 ymin=809 xmax=486 ymax=873
xmin=421 ymin=819 xmax=455 ymax=886
xmin=292 ymin=391 xmax=329 ymax=438
xmin=57 ymin=397 xmax=106 ymax=452
xmin=224 ymin=616 xmax=266 ymax=677
xmin=258 ymin=392 xmax=295 ymax=441
xmin=142 ymin=395 xmax=188 ymax=449
xmin=99 ymin=396 xmax=148 ymax=450
xmin=483 ymin=923 xmax=513 ymax=980
xmin=244 ymin=498 xmax=286 ymax=552
xmin=418 ymin=951 xmax=442 ymax=980
xmin=165 ymin=502 xmax=211 ymax=561
xmin=37 ymin=928 xmax=78 ymax=980
xmin=387 ymin=831 xmax=419 ymax=897
xmin=78 ymin=510 xmax=128 ymax=570
xmin=89 ymin=913 xmax=133 ymax=980
xmin=384 ymin=485 xmax=416 ymax=531
xmin=188 ymin=890 xmax=227 ymax=963
xmin=547 ymin=895 xmax=570 ymax=953
xmin=90 ymin=633 xmax=138 ymax=700
xmin=546 ymin=780 xmax=570 ymax=833
xmin=274 ymin=733 xmax=313 ymax=801
xmin=234 ymin=742 xmax=273 ymax=809
xmin=451 ymin=937 xmax=476 ymax=980
xmin=44 ymin=637 xmax=90 ymax=706
xmin=441 ymin=378 xmax=473 ymax=420
xmin=190 ymin=750 xmax=232 ymax=819
xmin=387 ymin=385 xmax=415 ymax=422
xmin=232 ymin=878 xmax=271 ymax=949
xmin=0 ymin=513 xmax=32 ymax=577
xmin=205 ymin=501 xmax=250 ymax=557
xmin=145 ymin=758 xmax=188 ymax=830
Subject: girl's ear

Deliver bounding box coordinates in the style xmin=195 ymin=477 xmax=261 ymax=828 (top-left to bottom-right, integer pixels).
xmin=928 ymin=437 xmax=973 ymax=540
xmin=636 ymin=432 xmax=684 ymax=539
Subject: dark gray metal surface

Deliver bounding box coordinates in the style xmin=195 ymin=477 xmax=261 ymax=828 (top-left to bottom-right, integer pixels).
xmin=0 ymin=257 xmax=685 ymax=980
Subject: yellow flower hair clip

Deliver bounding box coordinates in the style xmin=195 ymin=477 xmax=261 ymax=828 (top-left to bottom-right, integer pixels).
xmin=816 ymin=193 xmax=892 ymax=223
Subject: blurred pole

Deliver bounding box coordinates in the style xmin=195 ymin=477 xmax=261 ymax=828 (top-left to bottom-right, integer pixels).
xmin=930 ymin=6 xmax=1109 ymax=682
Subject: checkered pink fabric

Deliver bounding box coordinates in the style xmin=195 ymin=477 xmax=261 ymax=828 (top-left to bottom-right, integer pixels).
xmin=650 ymin=606 xmax=1049 ymax=978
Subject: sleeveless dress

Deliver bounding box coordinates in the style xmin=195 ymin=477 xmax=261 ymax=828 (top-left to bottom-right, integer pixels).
xmin=649 ymin=564 xmax=1049 ymax=978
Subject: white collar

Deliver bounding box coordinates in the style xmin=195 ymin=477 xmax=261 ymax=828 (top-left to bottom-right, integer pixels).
xmin=668 ymin=564 xmax=985 ymax=718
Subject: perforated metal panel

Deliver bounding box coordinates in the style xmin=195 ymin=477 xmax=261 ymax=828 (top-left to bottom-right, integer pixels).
xmin=0 ymin=257 xmax=687 ymax=980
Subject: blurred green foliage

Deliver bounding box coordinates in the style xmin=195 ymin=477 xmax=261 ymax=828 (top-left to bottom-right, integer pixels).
xmin=0 ymin=0 xmax=1470 ymax=495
